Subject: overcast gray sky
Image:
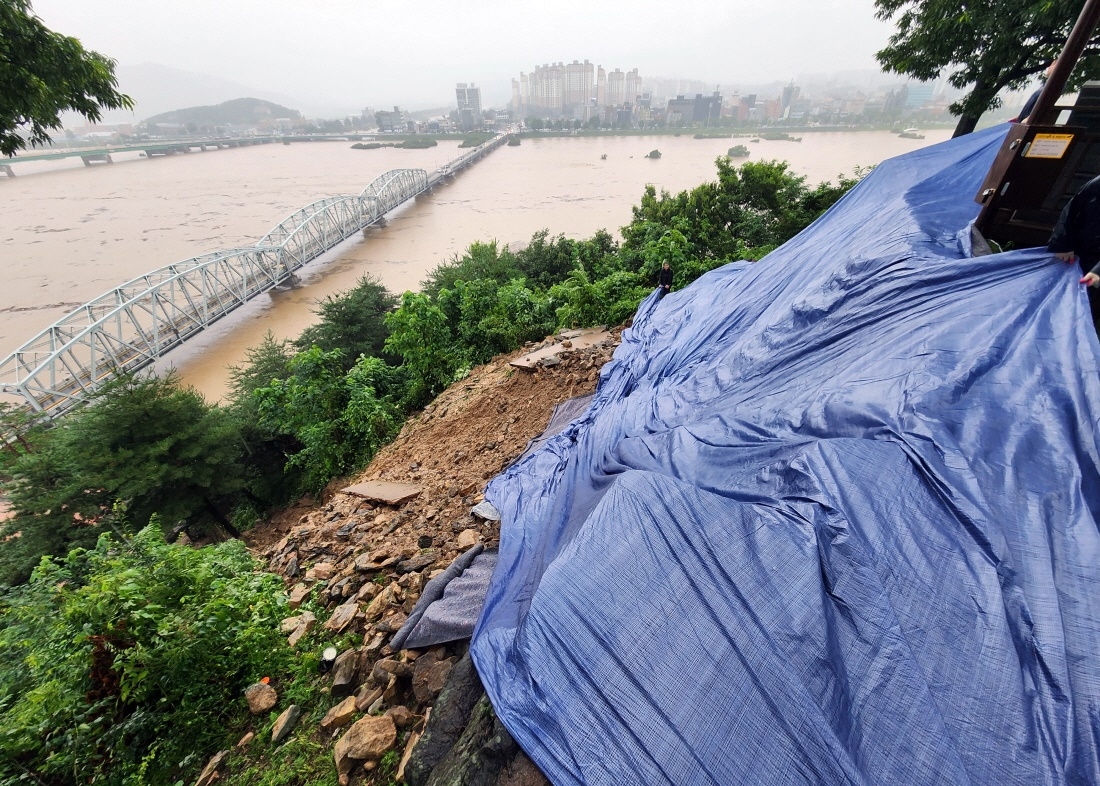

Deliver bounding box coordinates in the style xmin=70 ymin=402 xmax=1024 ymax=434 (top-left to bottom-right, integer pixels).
xmin=33 ymin=0 xmax=899 ymax=113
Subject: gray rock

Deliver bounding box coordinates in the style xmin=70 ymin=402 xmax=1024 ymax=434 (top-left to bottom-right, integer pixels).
xmin=423 ymin=695 xmax=517 ymax=786
xmin=397 ymin=552 xmax=437 ymax=574
xmin=402 ymin=653 xmax=484 ymax=786
xmin=331 ymin=648 xmax=361 ymax=697
xmin=270 ymin=704 xmax=301 ymax=745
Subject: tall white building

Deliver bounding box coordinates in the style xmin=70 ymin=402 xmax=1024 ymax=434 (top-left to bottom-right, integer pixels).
xmin=563 ymin=60 xmax=595 ymax=113
xmin=456 ymin=83 xmax=483 ymax=130
xmin=607 ymin=69 xmax=625 ymax=107
xmin=625 ymin=68 xmax=642 ymax=107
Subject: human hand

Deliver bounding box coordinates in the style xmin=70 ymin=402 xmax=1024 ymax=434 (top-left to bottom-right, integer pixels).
xmin=1081 ymin=272 xmax=1100 ymax=287
xmin=1055 ymin=251 xmax=1077 ymax=263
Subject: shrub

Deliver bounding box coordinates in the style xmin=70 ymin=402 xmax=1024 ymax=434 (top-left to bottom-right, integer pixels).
xmin=0 ymin=526 xmax=292 ymax=786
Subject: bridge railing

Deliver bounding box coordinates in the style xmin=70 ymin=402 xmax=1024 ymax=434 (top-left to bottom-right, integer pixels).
xmin=0 ymin=163 xmax=449 ymax=417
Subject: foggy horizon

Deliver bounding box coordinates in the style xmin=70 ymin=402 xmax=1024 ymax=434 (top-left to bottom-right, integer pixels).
xmin=31 ymin=0 xmax=912 ymax=121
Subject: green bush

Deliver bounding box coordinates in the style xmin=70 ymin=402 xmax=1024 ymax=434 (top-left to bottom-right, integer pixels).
xmin=254 ymin=348 xmax=402 ymax=491
xmin=0 ymin=526 xmax=292 ymax=786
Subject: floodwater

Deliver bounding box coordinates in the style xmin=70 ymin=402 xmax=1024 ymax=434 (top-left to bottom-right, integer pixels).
xmin=0 ymin=129 xmax=953 ymax=401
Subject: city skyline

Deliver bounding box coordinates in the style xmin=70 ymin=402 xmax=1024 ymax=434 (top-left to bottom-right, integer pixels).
xmin=31 ymin=0 xmax=906 ymax=117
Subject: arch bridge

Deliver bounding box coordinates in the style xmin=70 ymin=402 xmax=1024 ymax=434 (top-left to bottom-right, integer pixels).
xmin=0 ymin=157 xmax=475 ymax=418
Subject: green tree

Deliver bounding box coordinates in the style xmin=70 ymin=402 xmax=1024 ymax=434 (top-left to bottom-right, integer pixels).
xmin=420 ymin=240 xmax=520 ymax=298
xmin=226 ymin=330 xmax=294 ymax=405
xmin=874 ymin=0 xmax=1100 ymax=137
xmin=1 ymin=374 xmax=246 ymax=584
xmin=0 ymin=0 xmax=133 ymax=156
xmin=254 ymin=348 xmax=402 ymax=491
xmin=292 ymin=275 xmax=398 ymax=369
xmin=515 ymin=229 xmax=581 ymax=289
xmin=384 ymin=292 xmax=466 ymax=406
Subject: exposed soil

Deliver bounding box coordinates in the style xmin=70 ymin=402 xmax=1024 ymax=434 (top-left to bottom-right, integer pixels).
xmin=244 ymin=329 xmax=620 ymax=573
xmin=222 ymin=331 xmax=623 ymax=786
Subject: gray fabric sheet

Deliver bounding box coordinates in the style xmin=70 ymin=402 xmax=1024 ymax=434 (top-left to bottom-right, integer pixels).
xmin=519 ymin=393 xmax=595 ymax=461
xmin=389 ymin=545 xmax=498 ymax=650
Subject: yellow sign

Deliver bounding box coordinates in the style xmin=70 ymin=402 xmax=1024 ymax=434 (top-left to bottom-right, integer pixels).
xmin=1024 ymin=133 xmax=1074 ymax=159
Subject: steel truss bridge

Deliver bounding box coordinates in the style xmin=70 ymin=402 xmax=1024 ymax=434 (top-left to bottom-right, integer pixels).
xmin=0 ymin=134 xmax=509 ymax=418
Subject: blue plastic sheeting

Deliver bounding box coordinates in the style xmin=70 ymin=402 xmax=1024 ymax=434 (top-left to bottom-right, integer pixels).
xmin=470 ymin=124 xmax=1100 ymax=786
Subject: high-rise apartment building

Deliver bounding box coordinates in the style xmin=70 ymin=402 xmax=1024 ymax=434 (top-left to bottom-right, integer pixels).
xmin=563 ymin=60 xmax=595 ymax=113
xmin=607 ymin=69 xmax=625 ymax=107
xmin=456 ymin=83 xmax=483 ymax=130
xmin=513 ymin=60 xmax=640 ymax=116
xmin=530 ymin=63 xmax=565 ymax=111
xmin=624 ymin=68 xmax=642 ymax=107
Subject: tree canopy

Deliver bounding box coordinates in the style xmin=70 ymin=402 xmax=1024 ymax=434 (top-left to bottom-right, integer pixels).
xmin=874 ymin=0 xmax=1100 ymax=137
xmin=0 ymin=0 xmax=132 ymax=156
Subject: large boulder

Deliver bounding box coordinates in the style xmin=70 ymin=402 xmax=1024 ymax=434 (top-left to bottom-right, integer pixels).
xmin=334 ymin=715 xmax=397 ymax=786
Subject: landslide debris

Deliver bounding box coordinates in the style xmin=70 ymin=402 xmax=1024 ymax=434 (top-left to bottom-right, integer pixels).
xmin=230 ymin=329 xmax=620 ymax=785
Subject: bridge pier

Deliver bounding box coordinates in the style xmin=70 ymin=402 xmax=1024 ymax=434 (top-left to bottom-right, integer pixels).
xmin=80 ymin=153 xmax=113 ymax=166
xmin=1 ymin=164 xmax=14 ymax=178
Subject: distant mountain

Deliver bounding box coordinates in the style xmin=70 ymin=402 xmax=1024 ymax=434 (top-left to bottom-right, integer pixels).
xmin=60 ymin=63 xmax=341 ymax=126
xmin=141 ymin=98 xmax=300 ymax=129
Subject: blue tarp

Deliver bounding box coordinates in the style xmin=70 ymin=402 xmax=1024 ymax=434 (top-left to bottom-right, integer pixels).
xmin=470 ymin=125 xmax=1100 ymax=785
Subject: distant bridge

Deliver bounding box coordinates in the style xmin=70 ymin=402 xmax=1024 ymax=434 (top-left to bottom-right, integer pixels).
xmin=0 ymin=134 xmax=372 ymax=176
xmin=0 ymin=134 xmax=510 ymax=417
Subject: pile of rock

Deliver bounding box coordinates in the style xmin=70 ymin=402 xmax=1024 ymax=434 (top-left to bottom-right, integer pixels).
xmin=213 ymin=333 xmax=623 ymax=785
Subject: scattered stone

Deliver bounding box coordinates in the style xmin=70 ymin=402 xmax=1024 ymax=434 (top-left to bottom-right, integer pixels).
xmin=195 ymin=749 xmax=230 ymax=786
xmin=397 ymin=728 xmax=422 ymax=783
xmin=456 ymin=529 xmax=481 ymax=550
xmin=355 ymin=685 xmax=383 ymax=712
xmin=305 ymin=562 xmax=335 ymax=582
xmin=340 ymin=480 xmax=423 ymax=505
xmin=539 ymin=355 xmax=561 ymax=367
xmin=413 ymin=656 xmax=455 ymax=705
xmin=320 ymin=695 xmax=360 ymax=730
xmin=333 ymin=715 xmax=398 ymax=786
xmin=373 ymin=658 xmax=413 ymax=679
xmin=285 ymin=611 xmax=317 ymax=648
xmin=236 ymin=731 xmax=254 ymax=749
xmin=364 ymin=583 xmax=400 ymax=623
xmin=363 ymin=631 xmax=387 ymax=657
xmin=324 ymin=599 xmax=360 ymax=633
xmin=335 ymin=522 xmax=355 ymax=540
xmin=397 ymin=552 xmax=436 ymax=574
xmin=376 ymin=611 xmax=408 ymax=634
xmin=418 ymin=534 xmax=434 ymax=548
xmin=287 ymin=583 xmax=311 ymax=609
xmin=331 ymin=649 xmax=361 ymax=697
xmin=244 ymin=682 xmax=278 ymax=714
xmin=386 ymin=704 xmax=415 ymax=728
xmin=284 ymin=555 xmax=300 ymax=578
xmin=270 ymin=704 xmax=302 ymax=745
